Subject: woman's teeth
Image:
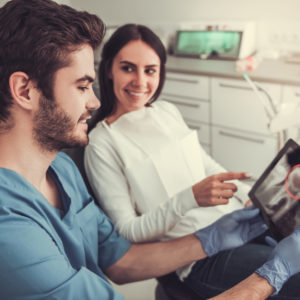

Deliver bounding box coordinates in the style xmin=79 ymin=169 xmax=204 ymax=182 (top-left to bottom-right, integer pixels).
xmin=128 ymin=91 xmax=144 ymax=96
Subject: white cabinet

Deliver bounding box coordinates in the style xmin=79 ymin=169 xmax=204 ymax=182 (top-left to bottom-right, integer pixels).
xmin=159 ymin=72 xmax=211 ymax=153
xmin=163 ymin=73 xmax=209 ymax=100
xmin=282 ymin=85 xmax=300 ymax=104
xmin=211 ymin=77 xmax=281 ymax=180
xmin=281 ymin=85 xmax=300 ymax=141
xmin=211 ymin=78 xmax=281 ymax=135
xmin=212 ymin=126 xmax=278 ymax=179
xmin=159 ymin=95 xmax=210 ymax=123
xmin=160 ymin=71 xmax=282 ymax=179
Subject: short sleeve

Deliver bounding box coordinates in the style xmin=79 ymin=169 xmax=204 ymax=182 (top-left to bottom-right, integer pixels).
xmin=96 ymin=205 xmax=132 ymax=269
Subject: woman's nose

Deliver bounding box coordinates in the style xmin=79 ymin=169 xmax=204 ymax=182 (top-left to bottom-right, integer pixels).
xmin=132 ymin=71 xmax=146 ymax=87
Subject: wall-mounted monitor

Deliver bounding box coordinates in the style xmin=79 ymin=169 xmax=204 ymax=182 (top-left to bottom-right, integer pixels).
xmin=174 ymin=30 xmax=242 ymax=60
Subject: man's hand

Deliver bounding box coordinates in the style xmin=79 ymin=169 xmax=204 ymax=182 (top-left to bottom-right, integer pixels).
xmin=192 ymin=172 xmax=250 ymax=207
xmin=256 ymin=225 xmax=300 ymax=294
xmin=195 ymin=206 xmax=267 ymax=256
xmin=208 ymin=273 xmax=274 ymax=300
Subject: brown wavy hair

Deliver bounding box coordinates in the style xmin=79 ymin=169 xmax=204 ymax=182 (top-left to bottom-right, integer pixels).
xmin=0 ymin=0 xmax=105 ymax=126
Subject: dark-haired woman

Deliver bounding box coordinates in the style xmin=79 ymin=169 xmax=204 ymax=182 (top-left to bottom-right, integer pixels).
xmin=84 ymin=24 xmax=299 ymax=298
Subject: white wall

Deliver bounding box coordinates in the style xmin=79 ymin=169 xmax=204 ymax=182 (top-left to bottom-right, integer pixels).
xmin=0 ymin=0 xmax=70 ymax=3
xmin=70 ymin=0 xmax=300 ymax=53
xmin=1 ymin=0 xmax=299 ymax=52
xmin=70 ymin=0 xmax=299 ymax=23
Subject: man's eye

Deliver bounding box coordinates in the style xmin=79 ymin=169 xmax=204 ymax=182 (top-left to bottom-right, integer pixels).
xmin=79 ymin=86 xmax=88 ymax=91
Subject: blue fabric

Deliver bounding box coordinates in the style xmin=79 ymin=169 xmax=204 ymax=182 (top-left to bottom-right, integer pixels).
xmin=184 ymin=236 xmax=300 ymax=299
xmin=0 ymin=152 xmax=131 ymax=299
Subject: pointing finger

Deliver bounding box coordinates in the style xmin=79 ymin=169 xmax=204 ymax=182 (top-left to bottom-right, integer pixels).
xmin=216 ymin=171 xmax=251 ymax=182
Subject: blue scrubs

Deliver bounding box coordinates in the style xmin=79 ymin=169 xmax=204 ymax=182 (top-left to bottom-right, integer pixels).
xmin=0 ymin=152 xmax=131 ymax=299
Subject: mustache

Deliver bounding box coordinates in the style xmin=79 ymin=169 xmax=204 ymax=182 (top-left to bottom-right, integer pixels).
xmin=79 ymin=111 xmax=93 ymax=122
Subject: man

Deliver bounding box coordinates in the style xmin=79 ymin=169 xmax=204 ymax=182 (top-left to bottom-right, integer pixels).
xmin=0 ymin=0 xmax=299 ymax=299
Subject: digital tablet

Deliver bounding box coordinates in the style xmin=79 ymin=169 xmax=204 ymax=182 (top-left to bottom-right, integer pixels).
xmin=248 ymin=138 xmax=300 ymax=241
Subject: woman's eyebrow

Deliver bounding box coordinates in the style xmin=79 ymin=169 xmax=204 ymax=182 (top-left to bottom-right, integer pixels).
xmin=120 ymin=60 xmax=135 ymax=66
xmin=120 ymin=61 xmax=159 ymax=68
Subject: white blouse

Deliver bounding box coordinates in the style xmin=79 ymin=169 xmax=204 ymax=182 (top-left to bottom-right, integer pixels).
xmin=84 ymin=101 xmax=250 ymax=279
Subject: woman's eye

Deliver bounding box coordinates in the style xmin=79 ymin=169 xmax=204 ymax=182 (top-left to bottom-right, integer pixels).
xmin=122 ymin=66 xmax=133 ymax=72
xmin=146 ymin=68 xmax=156 ymax=75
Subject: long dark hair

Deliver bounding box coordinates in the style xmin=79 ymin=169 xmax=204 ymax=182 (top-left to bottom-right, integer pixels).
xmin=90 ymin=23 xmax=166 ymax=129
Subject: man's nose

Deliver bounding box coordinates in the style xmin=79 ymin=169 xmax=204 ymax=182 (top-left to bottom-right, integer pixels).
xmin=87 ymin=90 xmax=101 ymax=111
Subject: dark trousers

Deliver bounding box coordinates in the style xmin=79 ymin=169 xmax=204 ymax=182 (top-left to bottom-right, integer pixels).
xmin=184 ymin=238 xmax=300 ymax=299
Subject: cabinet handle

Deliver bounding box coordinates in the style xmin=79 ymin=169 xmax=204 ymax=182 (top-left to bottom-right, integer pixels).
xmin=162 ymin=92 xmax=208 ymax=102
xmin=166 ymin=77 xmax=199 ymax=84
xmin=188 ymin=125 xmax=201 ymax=131
xmin=219 ymin=130 xmax=264 ymax=144
xmin=219 ymin=83 xmax=252 ymax=91
xmin=161 ymin=98 xmax=200 ymax=108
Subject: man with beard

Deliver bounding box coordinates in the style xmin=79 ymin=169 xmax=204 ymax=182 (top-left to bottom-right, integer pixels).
xmin=0 ymin=0 xmax=300 ymax=299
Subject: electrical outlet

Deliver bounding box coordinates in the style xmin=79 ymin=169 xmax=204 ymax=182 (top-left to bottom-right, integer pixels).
xmin=270 ymin=32 xmax=300 ymax=45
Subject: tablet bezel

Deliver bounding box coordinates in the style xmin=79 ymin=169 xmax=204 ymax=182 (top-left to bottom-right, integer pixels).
xmin=248 ymin=138 xmax=300 ymax=241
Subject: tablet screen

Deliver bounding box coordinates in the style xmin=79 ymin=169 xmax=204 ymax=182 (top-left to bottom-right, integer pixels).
xmin=249 ymin=139 xmax=300 ymax=241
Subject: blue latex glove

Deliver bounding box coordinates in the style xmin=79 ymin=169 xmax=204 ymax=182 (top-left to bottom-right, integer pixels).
xmin=265 ymin=235 xmax=278 ymax=247
xmin=256 ymin=226 xmax=300 ymax=294
xmin=195 ymin=206 xmax=267 ymax=257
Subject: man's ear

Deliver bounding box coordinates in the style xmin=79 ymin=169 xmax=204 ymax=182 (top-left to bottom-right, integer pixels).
xmin=9 ymin=72 xmax=38 ymax=110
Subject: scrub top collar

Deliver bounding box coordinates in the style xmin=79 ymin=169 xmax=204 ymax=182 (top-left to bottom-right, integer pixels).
xmin=0 ymin=157 xmax=74 ymax=226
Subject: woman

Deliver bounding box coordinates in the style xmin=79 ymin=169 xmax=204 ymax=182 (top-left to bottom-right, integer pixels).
xmin=84 ymin=24 xmax=277 ymax=298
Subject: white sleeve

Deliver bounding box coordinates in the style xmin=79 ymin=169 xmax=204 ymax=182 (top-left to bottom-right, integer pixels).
xmin=84 ymin=135 xmax=198 ymax=243
xmin=200 ymin=146 xmax=251 ymax=204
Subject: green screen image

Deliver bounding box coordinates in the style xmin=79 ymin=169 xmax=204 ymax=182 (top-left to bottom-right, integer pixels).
xmin=176 ymin=31 xmax=241 ymax=58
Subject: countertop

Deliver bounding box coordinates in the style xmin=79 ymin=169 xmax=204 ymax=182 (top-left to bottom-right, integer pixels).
xmin=166 ymin=55 xmax=300 ymax=86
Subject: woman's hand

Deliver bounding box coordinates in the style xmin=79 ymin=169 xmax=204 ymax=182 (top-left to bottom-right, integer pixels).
xmin=192 ymin=172 xmax=250 ymax=207
xmin=245 ymin=199 xmax=253 ymax=207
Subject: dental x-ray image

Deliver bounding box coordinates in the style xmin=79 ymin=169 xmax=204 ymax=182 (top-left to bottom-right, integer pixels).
xmin=249 ymin=139 xmax=300 ymax=241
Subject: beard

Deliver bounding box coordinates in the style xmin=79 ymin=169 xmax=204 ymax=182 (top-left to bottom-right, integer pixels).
xmin=33 ymin=94 xmax=89 ymax=152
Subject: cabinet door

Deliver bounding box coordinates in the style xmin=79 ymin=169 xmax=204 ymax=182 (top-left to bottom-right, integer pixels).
xmin=163 ymin=72 xmax=209 ymax=100
xmin=159 ymin=95 xmax=210 ymax=123
xmin=211 ymin=78 xmax=282 ymax=135
xmin=282 ymin=85 xmax=300 ymax=104
xmin=281 ymin=85 xmax=300 ymax=141
xmin=212 ymin=126 xmax=278 ymax=180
